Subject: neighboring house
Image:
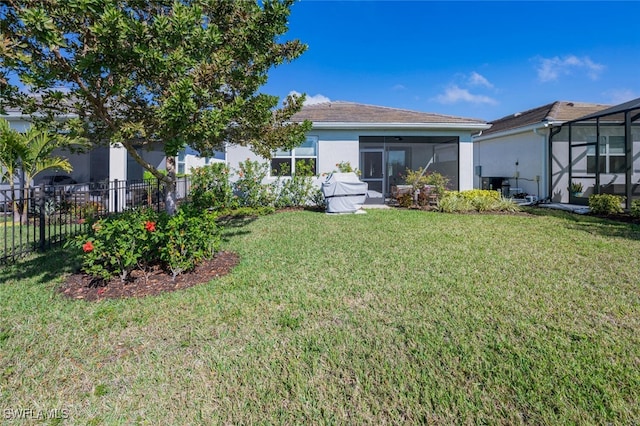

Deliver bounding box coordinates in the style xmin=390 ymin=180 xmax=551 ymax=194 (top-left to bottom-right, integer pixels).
xmin=225 ymin=101 xmax=489 ymax=203
xmin=553 ymin=98 xmax=640 ymax=209
xmin=0 ymin=106 xmax=223 ymax=187
xmin=473 ymin=101 xmax=611 ymax=202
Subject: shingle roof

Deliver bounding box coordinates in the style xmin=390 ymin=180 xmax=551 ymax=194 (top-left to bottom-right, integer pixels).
xmin=566 ymin=97 xmax=640 ymax=123
xmin=482 ymin=101 xmax=611 ymax=135
xmin=290 ymin=101 xmax=487 ymax=125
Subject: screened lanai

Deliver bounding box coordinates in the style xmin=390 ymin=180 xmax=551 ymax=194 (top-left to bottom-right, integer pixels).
xmin=359 ymin=135 xmax=459 ymax=198
xmin=550 ymin=98 xmax=640 ymax=209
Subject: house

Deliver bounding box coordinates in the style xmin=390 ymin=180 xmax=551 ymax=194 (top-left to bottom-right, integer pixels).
xmin=473 ymin=101 xmax=611 ymax=202
xmin=225 ymin=101 xmax=490 ymax=203
xmin=553 ymin=98 xmax=640 ymax=209
xmin=0 ymin=106 xmax=223 ymax=186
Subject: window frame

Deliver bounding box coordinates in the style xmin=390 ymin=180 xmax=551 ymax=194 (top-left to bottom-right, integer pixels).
xmin=270 ymin=136 xmax=318 ymax=177
xmin=177 ymin=150 xmax=186 ymax=175
xmin=587 ymin=135 xmax=625 ymax=174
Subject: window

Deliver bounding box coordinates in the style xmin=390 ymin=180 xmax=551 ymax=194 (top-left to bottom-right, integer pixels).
xmin=271 ymin=136 xmax=318 ymax=176
xmin=177 ymin=150 xmax=186 ymax=175
xmin=587 ymin=136 xmax=625 ymax=174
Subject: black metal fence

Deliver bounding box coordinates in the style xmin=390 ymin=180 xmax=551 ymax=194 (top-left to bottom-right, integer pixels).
xmin=1 ymin=177 xmax=192 ymax=265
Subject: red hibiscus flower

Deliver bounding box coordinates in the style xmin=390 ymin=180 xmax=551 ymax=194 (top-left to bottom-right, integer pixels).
xmin=82 ymin=241 xmax=94 ymax=253
xmin=145 ymin=221 xmax=156 ymax=232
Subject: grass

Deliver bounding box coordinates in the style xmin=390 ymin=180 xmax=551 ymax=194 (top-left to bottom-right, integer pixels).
xmin=1 ymin=217 xmax=85 ymax=263
xmin=1 ymin=208 xmax=639 ymax=424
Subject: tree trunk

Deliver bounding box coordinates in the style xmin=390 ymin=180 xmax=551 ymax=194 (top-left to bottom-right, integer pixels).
xmin=164 ymin=155 xmax=177 ymax=215
xmin=10 ymin=182 xmax=20 ymax=224
xmin=20 ymin=185 xmax=28 ymax=225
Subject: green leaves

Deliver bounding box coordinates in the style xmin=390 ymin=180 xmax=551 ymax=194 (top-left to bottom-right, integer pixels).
xmin=70 ymin=207 xmax=221 ymax=282
xmin=3 ymin=1 xmax=309 ymax=213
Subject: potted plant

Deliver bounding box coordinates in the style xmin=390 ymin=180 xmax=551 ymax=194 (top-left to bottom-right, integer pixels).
xmin=568 ymin=181 xmax=584 ymax=197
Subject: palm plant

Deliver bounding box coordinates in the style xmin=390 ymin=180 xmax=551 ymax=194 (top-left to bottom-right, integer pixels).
xmin=0 ymin=119 xmax=73 ymax=223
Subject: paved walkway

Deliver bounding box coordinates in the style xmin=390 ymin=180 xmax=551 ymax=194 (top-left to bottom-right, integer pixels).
xmin=537 ymin=203 xmax=590 ymax=214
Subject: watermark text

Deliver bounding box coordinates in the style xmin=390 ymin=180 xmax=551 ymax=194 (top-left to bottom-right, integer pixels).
xmin=3 ymin=408 xmax=70 ymax=421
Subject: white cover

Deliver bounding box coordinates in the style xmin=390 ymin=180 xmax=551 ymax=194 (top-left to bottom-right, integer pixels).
xmin=321 ymin=172 xmax=368 ymax=213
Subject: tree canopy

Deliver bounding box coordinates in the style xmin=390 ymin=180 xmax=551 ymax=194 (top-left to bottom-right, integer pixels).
xmin=1 ymin=0 xmax=311 ymax=211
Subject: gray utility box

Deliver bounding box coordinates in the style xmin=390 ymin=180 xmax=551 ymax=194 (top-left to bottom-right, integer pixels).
xmin=321 ymin=172 xmax=368 ymax=213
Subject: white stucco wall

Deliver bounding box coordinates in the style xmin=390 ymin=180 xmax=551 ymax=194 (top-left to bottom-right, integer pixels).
xmin=226 ymin=128 xmax=476 ymax=192
xmin=459 ymin=137 xmax=474 ymax=191
xmin=225 ymin=129 xmax=360 ymax=186
xmin=474 ymin=127 xmax=548 ymax=199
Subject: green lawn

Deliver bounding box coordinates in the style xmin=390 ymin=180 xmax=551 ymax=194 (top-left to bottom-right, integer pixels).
xmin=1 ymin=208 xmax=639 ymax=424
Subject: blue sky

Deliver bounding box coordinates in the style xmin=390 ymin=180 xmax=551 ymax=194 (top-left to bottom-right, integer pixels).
xmin=263 ymin=0 xmax=640 ymax=121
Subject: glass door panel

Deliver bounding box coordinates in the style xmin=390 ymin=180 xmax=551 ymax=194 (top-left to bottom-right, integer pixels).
xmin=361 ymin=150 xmax=384 ymax=199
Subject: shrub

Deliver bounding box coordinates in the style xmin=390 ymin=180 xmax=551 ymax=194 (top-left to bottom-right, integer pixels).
xmin=273 ymin=160 xmax=316 ymax=208
xmin=458 ymin=189 xmax=501 ymax=201
xmin=403 ymin=169 xmax=449 ymax=196
xmin=233 ymin=159 xmax=275 ymax=208
xmin=397 ymin=192 xmax=414 ymax=208
xmin=631 ymin=199 xmax=640 ymax=218
xmin=589 ymin=194 xmax=624 ymax=215
xmin=70 ymin=208 xmax=162 ymax=282
xmin=159 ymin=206 xmax=220 ymax=280
xmin=321 ymin=161 xmax=361 ymax=177
xmin=190 ymin=163 xmax=236 ymax=211
xmin=436 ymin=190 xmax=519 ymax=213
xmin=436 ymin=192 xmax=474 ymax=213
xmin=309 ymin=188 xmax=326 ymax=210
xmin=68 ymin=206 xmax=221 ymax=282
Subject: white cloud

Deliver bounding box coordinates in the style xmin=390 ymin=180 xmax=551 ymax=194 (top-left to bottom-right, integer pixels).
xmin=434 ymin=85 xmax=498 ymax=105
xmin=288 ymin=90 xmax=330 ymax=105
xmin=468 ymin=72 xmax=494 ymax=89
xmin=391 ymin=84 xmax=406 ymax=91
xmin=603 ymin=89 xmax=638 ymax=105
xmin=535 ymin=55 xmax=605 ymax=82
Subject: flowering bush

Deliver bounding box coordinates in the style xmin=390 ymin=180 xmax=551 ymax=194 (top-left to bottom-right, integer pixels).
xmin=68 ymin=206 xmax=221 ymax=283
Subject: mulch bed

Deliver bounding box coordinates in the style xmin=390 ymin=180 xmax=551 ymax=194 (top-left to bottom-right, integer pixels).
xmin=58 ymin=251 xmax=240 ymax=302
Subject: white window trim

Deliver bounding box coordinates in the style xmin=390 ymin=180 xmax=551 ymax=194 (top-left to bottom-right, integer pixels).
xmin=270 ymin=136 xmax=319 ymax=177
xmin=587 ymin=135 xmax=625 ymax=174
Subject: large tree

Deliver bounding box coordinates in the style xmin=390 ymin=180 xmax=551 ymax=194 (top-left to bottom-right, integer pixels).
xmin=0 ymin=0 xmax=311 ymax=214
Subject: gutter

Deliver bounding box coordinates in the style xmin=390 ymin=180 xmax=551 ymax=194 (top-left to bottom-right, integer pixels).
xmin=308 ymin=121 xmax=491 ymax=131
xmin=473 ymin=120 xmax=561 ymax=141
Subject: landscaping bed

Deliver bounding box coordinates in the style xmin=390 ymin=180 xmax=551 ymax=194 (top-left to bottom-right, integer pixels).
xmin=58 ymin=251 xmax=239 ymax=302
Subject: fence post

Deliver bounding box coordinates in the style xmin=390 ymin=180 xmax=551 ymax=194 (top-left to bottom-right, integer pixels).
xmin=156 ymin=178 xmax=161 ymax=212
xmin=114 ymin=179 xmax=119 ymax=212
xmin=38 ymin=184 xmax=46 ymax=251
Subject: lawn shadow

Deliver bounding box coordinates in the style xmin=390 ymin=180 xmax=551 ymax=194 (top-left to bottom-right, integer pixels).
xmin=217 ymin=215 xmax=257 ymax=241
xmin=523 ymin=206 xmax=640 ymax=241
xmin=0 ymin=246 xmax=81 ymax=285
